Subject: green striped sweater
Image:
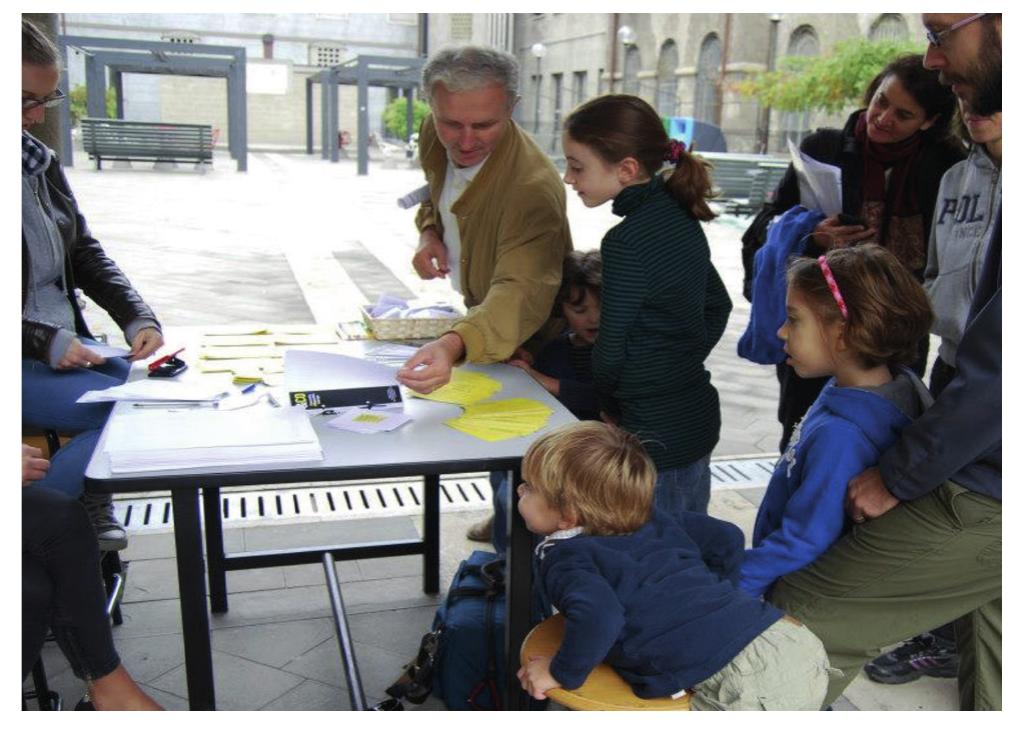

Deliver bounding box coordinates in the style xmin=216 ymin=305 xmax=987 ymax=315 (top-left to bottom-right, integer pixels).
xmin=592 ymin=176 xmax=731 ymax=470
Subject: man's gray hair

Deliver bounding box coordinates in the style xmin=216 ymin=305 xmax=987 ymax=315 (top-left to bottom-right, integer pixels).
xmin=421 ymin=45 xmax=519 ymax=105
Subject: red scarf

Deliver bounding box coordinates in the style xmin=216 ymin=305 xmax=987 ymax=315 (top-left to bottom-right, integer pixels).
xmin=853 ymin=110 xmax=924 ymax=218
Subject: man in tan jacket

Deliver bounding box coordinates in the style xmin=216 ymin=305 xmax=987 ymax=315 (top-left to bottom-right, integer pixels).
xmin=396 ymin=45 xmax=572 ymax=396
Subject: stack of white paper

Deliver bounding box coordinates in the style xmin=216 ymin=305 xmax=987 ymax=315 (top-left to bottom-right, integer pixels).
xmin=104 ymin=405 xmax=323 ymax=473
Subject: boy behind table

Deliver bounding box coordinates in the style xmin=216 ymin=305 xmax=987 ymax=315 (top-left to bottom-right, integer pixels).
xmin=516 ymin=421 xmax=837 ymax=710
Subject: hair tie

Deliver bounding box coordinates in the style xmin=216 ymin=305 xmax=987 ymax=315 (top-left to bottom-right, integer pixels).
xmin=818 ymin=255 xmax=849 ymax=319
xmin=665 ymin=139 xmax=686 ymax=165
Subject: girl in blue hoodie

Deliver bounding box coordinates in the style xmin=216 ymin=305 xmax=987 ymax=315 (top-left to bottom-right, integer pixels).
xmin=740 ymin=244 xmax=934 ymax=599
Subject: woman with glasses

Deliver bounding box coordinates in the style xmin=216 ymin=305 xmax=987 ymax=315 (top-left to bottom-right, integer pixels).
xmin=740 ymin=53 xmax=966 ymax=453
xmin=21 ymin=18 xmax=164 ymax=549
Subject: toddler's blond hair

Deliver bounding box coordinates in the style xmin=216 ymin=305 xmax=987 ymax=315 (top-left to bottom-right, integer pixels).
xmin=521 ymin=421 xmax=655 ymax=536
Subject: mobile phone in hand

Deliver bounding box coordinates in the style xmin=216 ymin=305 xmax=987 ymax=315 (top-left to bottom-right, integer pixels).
xmin=837 ymin=213 xmax=867 ymax=228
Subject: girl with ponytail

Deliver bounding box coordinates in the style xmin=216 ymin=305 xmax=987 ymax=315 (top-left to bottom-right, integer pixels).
xmin=562 ymin=94 xmax=731 ymax=515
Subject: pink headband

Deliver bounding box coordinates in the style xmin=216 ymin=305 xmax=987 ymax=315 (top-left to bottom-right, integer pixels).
xmin=818 ymin=255 xmax=849 ymax=319
xmin=665 ymin=139 xmax=686 ymax=165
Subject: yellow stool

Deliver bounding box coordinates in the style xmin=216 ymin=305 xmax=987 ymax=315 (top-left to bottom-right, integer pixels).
xmin=520 ymin=614 xmax=691 ymax=711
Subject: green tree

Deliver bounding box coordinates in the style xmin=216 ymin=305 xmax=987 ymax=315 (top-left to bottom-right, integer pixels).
xmin=382 ymin=97 xmax=430 ymax=140
xmin=68 ymin=84 xmax=116 ymax=126
xmin=737 ymin=37 xmax=924 ymax=114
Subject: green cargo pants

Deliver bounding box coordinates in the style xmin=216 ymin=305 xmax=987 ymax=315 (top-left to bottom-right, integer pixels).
xmin=769 ymin=481 xmax=1001 ymax=710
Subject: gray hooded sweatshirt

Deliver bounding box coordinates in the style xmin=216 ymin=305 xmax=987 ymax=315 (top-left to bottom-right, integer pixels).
xmin=923 ymin=144 xmax=1001 ymax=366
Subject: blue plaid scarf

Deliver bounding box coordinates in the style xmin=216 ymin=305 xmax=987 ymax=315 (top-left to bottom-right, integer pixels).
xmin=22 ymin=131 xmax=50 ymax=176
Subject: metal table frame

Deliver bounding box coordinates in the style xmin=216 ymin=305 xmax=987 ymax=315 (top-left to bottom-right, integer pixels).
xmin=85 ymin=359 xmax=557 ymax=710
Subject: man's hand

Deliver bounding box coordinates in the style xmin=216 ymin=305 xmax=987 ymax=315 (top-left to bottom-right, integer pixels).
xmin=810 ymin=216 xmax=877 ymax=251
xmin=396 ymin=333 xmax=465 ymax=394
xmin=846 ymin=467 xmax=901 ymax=523
xmin=128 ymin=327 xmax=164 ymax=360
xmin=412 ymin=227 xmax=450 ymax=280
xmin=517 ymin=656 xmax=561 ymax=700
xmin=22 ymin=444 xmax=50 ymax=486
xmin=57 ymin=338 xmax=105 ymax=371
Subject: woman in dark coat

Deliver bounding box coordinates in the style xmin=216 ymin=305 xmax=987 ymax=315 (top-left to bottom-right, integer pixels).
xmin=741 ymin=54 xmax=965 ymax=452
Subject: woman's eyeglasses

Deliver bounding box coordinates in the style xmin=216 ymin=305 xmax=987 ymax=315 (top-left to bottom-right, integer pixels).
xmin=22 ymin=89 xmax=65 ymax=111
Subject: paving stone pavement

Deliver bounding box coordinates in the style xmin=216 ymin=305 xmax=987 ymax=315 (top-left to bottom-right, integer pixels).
xmin=24 ymin=147 xmax=956 ymax=711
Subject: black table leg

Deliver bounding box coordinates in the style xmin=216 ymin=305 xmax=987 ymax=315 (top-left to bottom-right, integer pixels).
xmin=171 ymin=486 xmax=216 ymax=710
xmin=202 ymin=487 xmax=228 ymax=614
xmin=422 ymin=474 xmax=440 ymax=594
xmin=504 ymin=466 xmax=534 ymax=710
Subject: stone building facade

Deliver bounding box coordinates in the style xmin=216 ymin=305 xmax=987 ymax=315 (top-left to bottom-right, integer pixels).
xmin=510 ymin=12 xmax=921 ymax=154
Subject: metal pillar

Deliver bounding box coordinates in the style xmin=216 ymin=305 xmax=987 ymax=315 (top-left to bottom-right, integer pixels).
xmin=321 ymin=73 xmax=332 ymax=160
xmin=357 ymin=71 xmax=369 ymax=175
xmin=112 ymin=70 xmax=124 ymax=119
xmin=85 ymin=56 xmax=107 ymax=118
xmin=329 ymin=74 xmax=340 ymax=163
xmin=228 ymin=50 xmax=248 ymax=172
xmin=405 ymin=87 xmax=414 ymax=143
xmin=305 ymin=78 xmax=314 ymax=154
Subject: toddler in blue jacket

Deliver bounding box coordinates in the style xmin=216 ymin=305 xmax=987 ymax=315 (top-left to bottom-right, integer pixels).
xmin=516 ymin=421 xmax=836 ymax=710
xmin=740 ymin=244 xmax=934 ymax=598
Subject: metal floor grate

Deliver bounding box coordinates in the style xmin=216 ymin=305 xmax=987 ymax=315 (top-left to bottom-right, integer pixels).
xmin=117 ymin=455 xmax=780 ymax=533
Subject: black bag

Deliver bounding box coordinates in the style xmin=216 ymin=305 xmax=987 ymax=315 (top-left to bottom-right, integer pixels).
xmin=387 ymin=551 xmax=506 ymax=710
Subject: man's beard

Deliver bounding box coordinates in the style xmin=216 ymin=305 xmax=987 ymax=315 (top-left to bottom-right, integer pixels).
xmin=940 ymin=21 xmax=1001 ymax=116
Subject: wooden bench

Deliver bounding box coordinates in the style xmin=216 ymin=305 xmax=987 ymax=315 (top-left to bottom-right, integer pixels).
xmin=81 ymin=118 xmax=213 ymax=170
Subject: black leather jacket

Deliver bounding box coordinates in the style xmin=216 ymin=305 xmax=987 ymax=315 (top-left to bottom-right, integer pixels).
xmin=22 ymin=150 xmax=160 ymax=362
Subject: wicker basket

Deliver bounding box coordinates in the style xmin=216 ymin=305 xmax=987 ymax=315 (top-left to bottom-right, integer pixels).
xmin=360 ymin=305 xmax=461 ymax=340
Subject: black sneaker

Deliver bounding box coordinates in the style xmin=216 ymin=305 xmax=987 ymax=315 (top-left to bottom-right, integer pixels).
xmin=864 ymin=633 xmax=959 ymax=684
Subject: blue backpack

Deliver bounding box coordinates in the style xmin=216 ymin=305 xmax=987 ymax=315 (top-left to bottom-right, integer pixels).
xmin=385 ymin=551 xmax=506 ymax=710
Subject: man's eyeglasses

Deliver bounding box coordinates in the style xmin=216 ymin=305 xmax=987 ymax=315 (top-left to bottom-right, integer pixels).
xmin=22 ymin=89 xmax=65 ymax=111
xmin=926 ymin=13 xmax=989 ymax=48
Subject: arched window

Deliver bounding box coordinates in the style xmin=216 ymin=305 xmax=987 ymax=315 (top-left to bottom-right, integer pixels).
xmin=694 ymin=34 xmax=721 ymax=124
xmin=656 ymin=39 xmax=679 ymax=117
xmin=783 ymin=26 xmax=820 ymax=147
xmin=622 ymin=44 xmax=642 ymax=97
xmin=870 ymin=14 xmax=910 ymax=41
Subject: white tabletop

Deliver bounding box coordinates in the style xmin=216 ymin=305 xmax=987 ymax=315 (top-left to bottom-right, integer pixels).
xmin=84 ymin=339 xmax=578 ymax=491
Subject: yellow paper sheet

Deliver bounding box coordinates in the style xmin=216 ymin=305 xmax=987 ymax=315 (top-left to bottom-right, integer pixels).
xmin=411 ymin=369 xmax=502 ymax=406
xmin=445 ymin=398 xmax=552 ymax=442
xmin=200 ymin=336 xmax=275 ymax=347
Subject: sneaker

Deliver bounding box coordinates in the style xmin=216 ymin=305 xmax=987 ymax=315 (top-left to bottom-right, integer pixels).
xmin=84 ymin=495 xmax=128 ymax=551
xmin=864 ymin=633 xmax=959 ymax=684
xmin=466 ymin=515 xmax=494 ymax=543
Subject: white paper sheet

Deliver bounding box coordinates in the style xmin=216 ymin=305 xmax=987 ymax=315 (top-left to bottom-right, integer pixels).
xmin=284 ymin=349 xmax=399 ymax=394
xmin=77 ymin=378 xmax=232 ymax=403
xmin=788 ymin=139 xmax=842 ymax=217
xmin=89 ymin=344 xmax=133 ymax=358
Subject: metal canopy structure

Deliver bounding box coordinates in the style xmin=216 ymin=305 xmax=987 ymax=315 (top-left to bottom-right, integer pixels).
xmin=306 ymin=54 xmax=425 ymax=175
xmin=56 ymin=36 xmax=248 ymax=172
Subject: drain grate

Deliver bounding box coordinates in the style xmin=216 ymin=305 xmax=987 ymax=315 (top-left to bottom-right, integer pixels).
xmin=710 ymin=455 xmax=779 ymax=489
xmin=117 ymin=473 xmax=494 ymax=532
xmin=117 ymin=455 xmax=780 ymax=533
